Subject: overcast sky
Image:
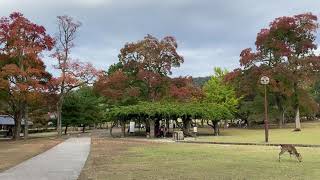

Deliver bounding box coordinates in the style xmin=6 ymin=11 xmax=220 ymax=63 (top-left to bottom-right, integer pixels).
xmin=1 ymin=0 xmax=320 ymax=77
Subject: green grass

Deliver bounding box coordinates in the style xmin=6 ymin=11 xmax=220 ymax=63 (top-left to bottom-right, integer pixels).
xmin=108 ymin=143 xmax=320 ymax=180
xmin=195 ymin=122 xmax=320 ymax=144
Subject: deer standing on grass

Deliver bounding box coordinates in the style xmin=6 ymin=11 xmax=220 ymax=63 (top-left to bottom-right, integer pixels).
xmin=279 ymin=144 xmax=302 ymax=162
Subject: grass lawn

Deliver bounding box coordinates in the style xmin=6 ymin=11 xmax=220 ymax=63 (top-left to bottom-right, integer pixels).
xmin=0 ymin=137 xmax=63 ymax=172
xmin=80 ymin=137 xmax=320 ymax=180
xmin=195 ymin=121 xmax=320 ymax=144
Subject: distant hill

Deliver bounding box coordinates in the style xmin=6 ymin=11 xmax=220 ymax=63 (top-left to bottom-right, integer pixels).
xmin=192 ymin=76 xmax=211 ymax=87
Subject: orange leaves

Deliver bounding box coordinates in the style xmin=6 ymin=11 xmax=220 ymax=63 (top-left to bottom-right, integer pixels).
xmin=0 ymin=12 xmax=54 ymax=106
xmin=119 ymin=34 xmax=184 ymax=75
xmin=52 ymin=15 xmax=99 ymax=97
xmin=94 ymin=70 xmax=128 ymax=101
xmin=169 ymin=76 xmax=203 ymax=102
xmin=0 ymin=12 xmax=54 ymax=57
xmin=256 ymin=13 xmax=318 ymax=58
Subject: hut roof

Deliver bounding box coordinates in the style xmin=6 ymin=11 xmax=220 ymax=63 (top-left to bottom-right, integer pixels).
xmin=0 ymin=115 xmax=33 ymax=125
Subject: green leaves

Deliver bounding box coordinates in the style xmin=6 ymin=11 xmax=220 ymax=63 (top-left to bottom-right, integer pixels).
xmin=203 ymin=67 xmax=239 ymax=119
xmin=62 ymin=86 xmax=105 ymax=126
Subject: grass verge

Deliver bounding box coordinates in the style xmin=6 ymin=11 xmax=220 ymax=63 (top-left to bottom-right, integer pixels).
xmin=80 ymin=137 xmax=320 ymax=180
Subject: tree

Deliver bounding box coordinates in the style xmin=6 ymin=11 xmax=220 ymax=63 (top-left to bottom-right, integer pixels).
xmin=96 ymin=35 xmax=185 ymax=104
xmin=0 ymin=12 xmax=54 ymax=140
xmin=236 ymin=13 xmax=320 ymax=130
xmin=61 ymin=92 xmax=79 ymax=134
xmin=119 ymin=34 xmax=184 ymax=76
xmin=52 ymin=15 xmax=97 ymax=136
xmin=203 ymin=67 xmax=239 ymax=135
xmin=62 ymin=87 xmax=104 ymax=134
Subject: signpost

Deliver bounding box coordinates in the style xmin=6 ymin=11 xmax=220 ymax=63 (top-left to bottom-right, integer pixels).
xmin=129 ymin=121 xmax=135 ymax=133
xmin=193 ymin=123 xmax=198 ymax=139
xmin=260 ymin=76 xmax=270 ymax=143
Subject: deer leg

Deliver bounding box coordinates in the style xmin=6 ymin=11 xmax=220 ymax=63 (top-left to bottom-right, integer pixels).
xmin=279 ymin=150 xmax=285 ymax=162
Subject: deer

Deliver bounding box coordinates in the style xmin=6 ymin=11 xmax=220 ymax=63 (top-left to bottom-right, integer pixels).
xmin=279 ymin=144 xmax=302 ymax=162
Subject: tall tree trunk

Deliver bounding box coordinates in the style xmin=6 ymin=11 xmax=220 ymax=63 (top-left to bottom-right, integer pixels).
xmin=293 ymin=82 xmax=301 ymax=131
xmin=24 ymin=108 xmax=29 ymax=139
xmin=13 ymin=111 xmax=23 ymax=140
xmin=56 ymin=101 xmax=63 ymax=136
xmin=278 ymin=110 xmax=285 ymax=128
xmin=282 ymin=110 xmax=285 ymax=125
xmin=295 ymin=107 xmax=301 ymax=131
xmin=64 ymin=124 xmax=68 ymax=135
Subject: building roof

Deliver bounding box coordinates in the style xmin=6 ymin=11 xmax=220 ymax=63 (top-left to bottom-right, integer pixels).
xmin=0 ymin=115 xmax=33 ymax=125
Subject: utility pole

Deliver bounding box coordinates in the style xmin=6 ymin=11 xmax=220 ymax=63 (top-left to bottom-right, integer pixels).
xmin=260 ymin=76 xmax=270 ymax=143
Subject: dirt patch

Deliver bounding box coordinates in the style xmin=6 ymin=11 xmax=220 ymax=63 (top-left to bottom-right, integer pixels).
xmin=0 ymin=137 xmax=63 ymax=172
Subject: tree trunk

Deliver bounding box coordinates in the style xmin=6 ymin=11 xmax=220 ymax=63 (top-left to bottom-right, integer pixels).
xmin=293 ymin=82 xmax=301 ymax=131
xmin=24 ymin=108 xmax=29 ymax=139
xmin=121 ymin=120 xmax=126 ymax=137
xmin=166 ymin=119 xmax=169 ymax=136
xmin=282 ymin=110 xmax=285 ymax=125
xmin=278 ymin=117 xmax=282 ymax=129
xmin=110 ymin=121 xmax=117 ymax=137
xmin=207 ymin=120 xmax=219 ymax=136
xmin=214 ymin=121 xmax=219 ymax=136
xmin=56 ymin=102 xmax=63 ymax=136
xmin=182 ymin=118 xmax=192 ymax=137
xmin=224 ymin=120 xmax=228 ymax=129
xmin=64 ymin=124 xmax=68 ymax=135
xmin=294 ymin=107 xmax=301 ymax=131
xmin=149 ymin=120 xmax=155 ymax=138
xmin=82 ymin=125 xmax=85 ymax=133
xmin=13 ymin=111 xmax=23 ymax=140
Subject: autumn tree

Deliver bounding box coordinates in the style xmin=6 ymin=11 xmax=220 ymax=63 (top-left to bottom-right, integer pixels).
xmin=52 ymin=15 xmax=97 ymax=136
xmin=236 ymin=13 xmax=320 ymax=130
xmin=0 ymin=12 xmax=54 ymax=139
xmin=96 ymin=35 xmax=184 ymax=104
xmin=119 ymin=34 xmax=184 ymax=76
xmin=95 ymin=34 xmax=185 ymax=137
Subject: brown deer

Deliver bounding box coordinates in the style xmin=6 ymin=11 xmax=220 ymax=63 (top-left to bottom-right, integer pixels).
xmin=279 ymin=144 xmax=302 ymax=162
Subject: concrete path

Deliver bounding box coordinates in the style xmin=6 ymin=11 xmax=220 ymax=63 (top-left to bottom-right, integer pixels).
xmin=0 ymin=137 xmax=91 ymax=180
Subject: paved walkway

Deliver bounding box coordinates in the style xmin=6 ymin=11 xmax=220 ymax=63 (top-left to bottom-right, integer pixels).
xmin=0 ymin=137 xmax=91 ymax=180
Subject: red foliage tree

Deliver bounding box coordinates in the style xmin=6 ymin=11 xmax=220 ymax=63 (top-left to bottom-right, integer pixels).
xmin=169 ymin=76 xmax=203 ymax=102
xmin=119 ymin=34 xmax=184 ymax=76
xmin=0 ymin=12 xmax=54 ymax=139
xmin=231 ymin=13 xmax=320 ymax=130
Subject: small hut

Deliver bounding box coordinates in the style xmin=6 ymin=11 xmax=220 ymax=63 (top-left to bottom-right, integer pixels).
xmin=0 ymin=115 xmax=33 ymax=136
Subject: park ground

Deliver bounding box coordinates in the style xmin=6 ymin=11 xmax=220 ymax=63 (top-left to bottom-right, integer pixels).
xmin=194 ymin=121 xmax=320 ymax=144
xmin=2 ymin=122 xmax=320 ymax=179
xmin=79 ymin=123 xmax=320 ymax=180
xmin=79 ymin=137 xmax=320 ymax=180
xmin=0 ymin=137 xmax=62 ymax=171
